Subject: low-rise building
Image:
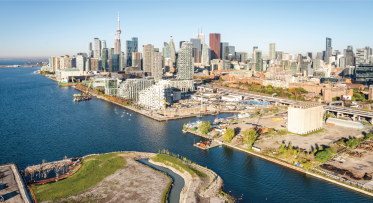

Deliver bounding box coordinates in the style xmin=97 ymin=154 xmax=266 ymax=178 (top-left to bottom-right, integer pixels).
xmin=322 ymin=87 xmax=353 ymax=103
xmin=138 ymin=80 xmax=173 ymax=109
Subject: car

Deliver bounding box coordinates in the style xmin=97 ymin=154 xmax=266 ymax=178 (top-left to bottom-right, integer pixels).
xmin=281 ymin=125 xmax=286 ymax=128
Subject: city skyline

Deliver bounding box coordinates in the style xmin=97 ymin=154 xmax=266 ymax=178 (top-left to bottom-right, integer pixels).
xmin=1 ymin=1 xmax=373 ymax=58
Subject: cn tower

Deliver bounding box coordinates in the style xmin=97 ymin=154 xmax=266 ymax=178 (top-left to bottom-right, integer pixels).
xmin=114 ymin=11 xmax=121 ymax=54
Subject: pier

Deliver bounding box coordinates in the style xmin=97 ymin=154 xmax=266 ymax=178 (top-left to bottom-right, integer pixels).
xmin=0 ymin=163 xmax=32 ymax=203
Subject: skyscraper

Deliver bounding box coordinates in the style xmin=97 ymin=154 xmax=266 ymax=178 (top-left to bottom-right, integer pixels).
xmin=307 ymin=52 xmax=312 ymax=59
xmin=101 ymin=40 xmax=107 ymax=49
xmin=93 ymin=38 xmax=101 ymax=58
xmin=88 ymin=42 xmax=93 ymax=58
xmin=143 ymin=44 xmax=154 ymax=74
xmin=190 ymin=38 xmax=202 ymax=63
xmin=325 ymin=37 xmax=332 ymax=64
xmin=276 ymin=50 xmax=283 ymax=62
xmin=255 ymin=50 xmax=262 ymax=71
xmin=316 ymin=52 xmax=323 ymax=60
xmin=114 ymin=12 xmax=121 ymax=55
xmin=355 ymin=48 xmax=365 ymax=66
xmin=201 ymin=43 xmax=211 ymax=67
xmin=220 ymin=42 xmax=229 ymax=60
xmin=111 ymin=54 xmax=120 ymax=72
xmin=76 ymin=55 xmax=86 ymax=72
xmin=169 ymin=37 xmax=176 ymax=63
xmin=151 ymin=52 xmax=163 ymax=80
xmin=196 ymin=32 xmax=205 ymax=45
xmin=101 ymin=48 xmax=108 ymax=71
xmin=269 ymin=43 xmax=276 ymax=61
xmin=132 ymin=52 xmax=142 ymax=68
xmin=177 ymin=42 xmax=193 ymax=80
xmin=209 ymin=33 xmax=221 ymax=60
xmin=345 ymin=49 xmax=354 ymax=67
xmin=252 ymin=46 xmax=258 ymax=63
xmin=179 ymin=41 xmax=186 ymax=48
xmin=126 ymin=37 xmax=138 ymax=66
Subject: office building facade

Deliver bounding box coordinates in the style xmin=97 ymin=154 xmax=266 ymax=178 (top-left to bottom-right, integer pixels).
xmin=269 ymin=43 xmax=276 ymax=61
xmin=190 ymin=38 xmax=202 ymax=63
xmin=209 ymin=33 xmax=221 ymax=60
xmin=93 ymin=38 xmax=101 ymax=59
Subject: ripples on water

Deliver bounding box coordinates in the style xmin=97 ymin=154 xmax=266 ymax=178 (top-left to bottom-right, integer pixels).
xmin=0 ymin=67 xmax=372 ymax=203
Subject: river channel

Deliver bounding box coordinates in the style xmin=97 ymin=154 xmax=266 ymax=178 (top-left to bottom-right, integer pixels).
xmin=1 ymin=67 xmax=372 ymax=202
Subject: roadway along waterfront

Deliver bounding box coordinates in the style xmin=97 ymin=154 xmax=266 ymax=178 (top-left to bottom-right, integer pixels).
xmin=1 ymin=67 xmax=373 ymax=202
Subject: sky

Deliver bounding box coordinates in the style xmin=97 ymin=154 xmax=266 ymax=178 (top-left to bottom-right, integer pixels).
xmin=1 ymin=0 xmax=372 ymax=58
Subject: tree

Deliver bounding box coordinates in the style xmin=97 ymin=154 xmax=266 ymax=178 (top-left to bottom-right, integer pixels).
xmin=199 ymin=121 xmax=211 ymax=134
xmin=224 ymin=128 xmax=235 ymax=142
xmin=315 ymin=151 xmax=331 ymax=163
xmin=293 ymin=150 xmax=298 ymax=156
xmin=243 ymin=129 xmax=258 ymax=150
xmin=183 ymin=124 xmax=187 ymax=130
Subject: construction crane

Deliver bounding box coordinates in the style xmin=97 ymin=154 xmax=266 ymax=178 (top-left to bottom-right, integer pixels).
xmin=156 ymin=97 xmax=170 ymax=115
xmin=83 ymin=78 xmax=93 ymax=96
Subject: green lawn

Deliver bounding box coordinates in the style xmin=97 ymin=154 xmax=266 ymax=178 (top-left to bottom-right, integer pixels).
xmin=151 ymin=154 xmax=206 ymax=178
xmin=31 ymin=152 xmax=126 ymax=202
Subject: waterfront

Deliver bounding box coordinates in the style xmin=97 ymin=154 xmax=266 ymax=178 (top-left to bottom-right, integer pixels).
xmin=1 ymin=67 xmax=373 ymax=202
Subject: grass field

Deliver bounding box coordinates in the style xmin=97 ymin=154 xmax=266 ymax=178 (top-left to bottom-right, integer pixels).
xmin=151 ymin=154 xmax=206 ymax=178
xmin=31 ymin=152 xmax=126 ymax=202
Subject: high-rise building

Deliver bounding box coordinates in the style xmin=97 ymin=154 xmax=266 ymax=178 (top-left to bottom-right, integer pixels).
xmin=101 ymin=40 xmax=107 ymax=49
xmin=111 ymin=54 xmax=120 ymax=72
xmin=228 ymin=46 xmax=235 ymax=56
xmin=255 ymin=50 xmax=262 ymax=71
xmin=297 ymin=54 xmax=302 ymax=67
xmin=151 ymin=52 xmax=163 ymax=80
xmin=269 ymin=43 xmax=276 ymax=61
xmin=252 ymin=46 xmax=258 ymax=63
xmin=315 ymin=52 xmax=322 ymax=60
xmin=220 ymin=42 xmax=229 ymax=60
xmin=101 ymin=48 xmax=108 ymax=71
xmin=196 ymin=32 xmax=205 ymax=45
xmin=345 ymin=49 xmax=354 ymax=67
xmin=364 ymin=46 xmax=371 ymax=63
xmin=355 ymin=48 xmax=365 ymax=66
xmin=76 ymin=55 xmax=86 ymax=72
xmin=143 ymin=44 xmax=154 ymax=74
xmin=93 ymin=38 xmax=101 ymax=58
xmin=324 ymin=37 xmax=332 ymax=64
xmin=88 ymin=42 xmax=93 ymax=58
xmin=132 ymin=52 xmax=142 ymax=68
xmin=209 ymin=33 xmax=221 ymax=60
xmin=164 ymin=58 xmax=173 ymax=72
xmin=307 ymin=52 xmax=312 ymax=59
xmin=169 ymin=37 xmax=176 ymax=63
xmin=190 ymin=38 xmax=202 ymax=63
xmin=177 ymin=42 xmax=193 ymax=80
xmin=85 ymin=58 xmax=90 ymax=71
xmin=201 ymin=43 xmax=211 ymax=67
xmin=126 ymin=37 xmax=138 ymax=66
xmin=179 ymin=41 xmax=186 ymax=48
xmin=276 ymin=50 xmax=283 ymax=62
xmin=90 ymin=58 xmax=99 ymax=71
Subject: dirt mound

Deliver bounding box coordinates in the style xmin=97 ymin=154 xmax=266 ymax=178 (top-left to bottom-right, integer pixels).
xmin=345 ymin=151 xmax=364 ymax=158
xmin=320 ymin=164 xmax=371 ymax=180
xmin=357 ymin=141 xmax=373 ymax=152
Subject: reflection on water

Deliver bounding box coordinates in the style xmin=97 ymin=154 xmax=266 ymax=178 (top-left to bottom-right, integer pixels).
xmin=0 ymin=67 xmax=372 ymax=203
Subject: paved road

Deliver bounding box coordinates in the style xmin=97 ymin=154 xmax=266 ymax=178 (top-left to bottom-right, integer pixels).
xmin=0 ymin=165 xmax=24 ymax=203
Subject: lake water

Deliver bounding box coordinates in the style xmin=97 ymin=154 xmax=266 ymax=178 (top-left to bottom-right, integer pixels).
xmin=1 ymin=67 xmax=372 ymax=202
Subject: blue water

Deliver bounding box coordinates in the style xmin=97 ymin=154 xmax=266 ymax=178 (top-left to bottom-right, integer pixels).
xmin=139 ymin=158 xmax=185 ymax=203
xmin=1 ymin=67 xmax=372 ymax=203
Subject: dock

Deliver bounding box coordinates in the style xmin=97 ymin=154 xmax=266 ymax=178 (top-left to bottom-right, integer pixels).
xmin=193 ymin=140 xmax=221 ymax=150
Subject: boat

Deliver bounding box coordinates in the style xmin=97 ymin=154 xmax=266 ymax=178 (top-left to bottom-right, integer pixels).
xmin=182 ymin=129 xmax=187 ymax=133
xmin=196 ymin=114 xmax=203 ymax=118
xmin=73 ymin=94 xmax=91 ymax=102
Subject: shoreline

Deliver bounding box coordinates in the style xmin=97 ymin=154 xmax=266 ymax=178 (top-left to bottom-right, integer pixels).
xmin=186 ymin=129 xmax=373 ymax=198
xmin=39 ymin=73 xmax=373 ymax=198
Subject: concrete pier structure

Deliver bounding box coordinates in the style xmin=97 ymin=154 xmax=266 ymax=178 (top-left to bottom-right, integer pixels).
xmin=288 ymin=102 xmax=323 ymax=134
